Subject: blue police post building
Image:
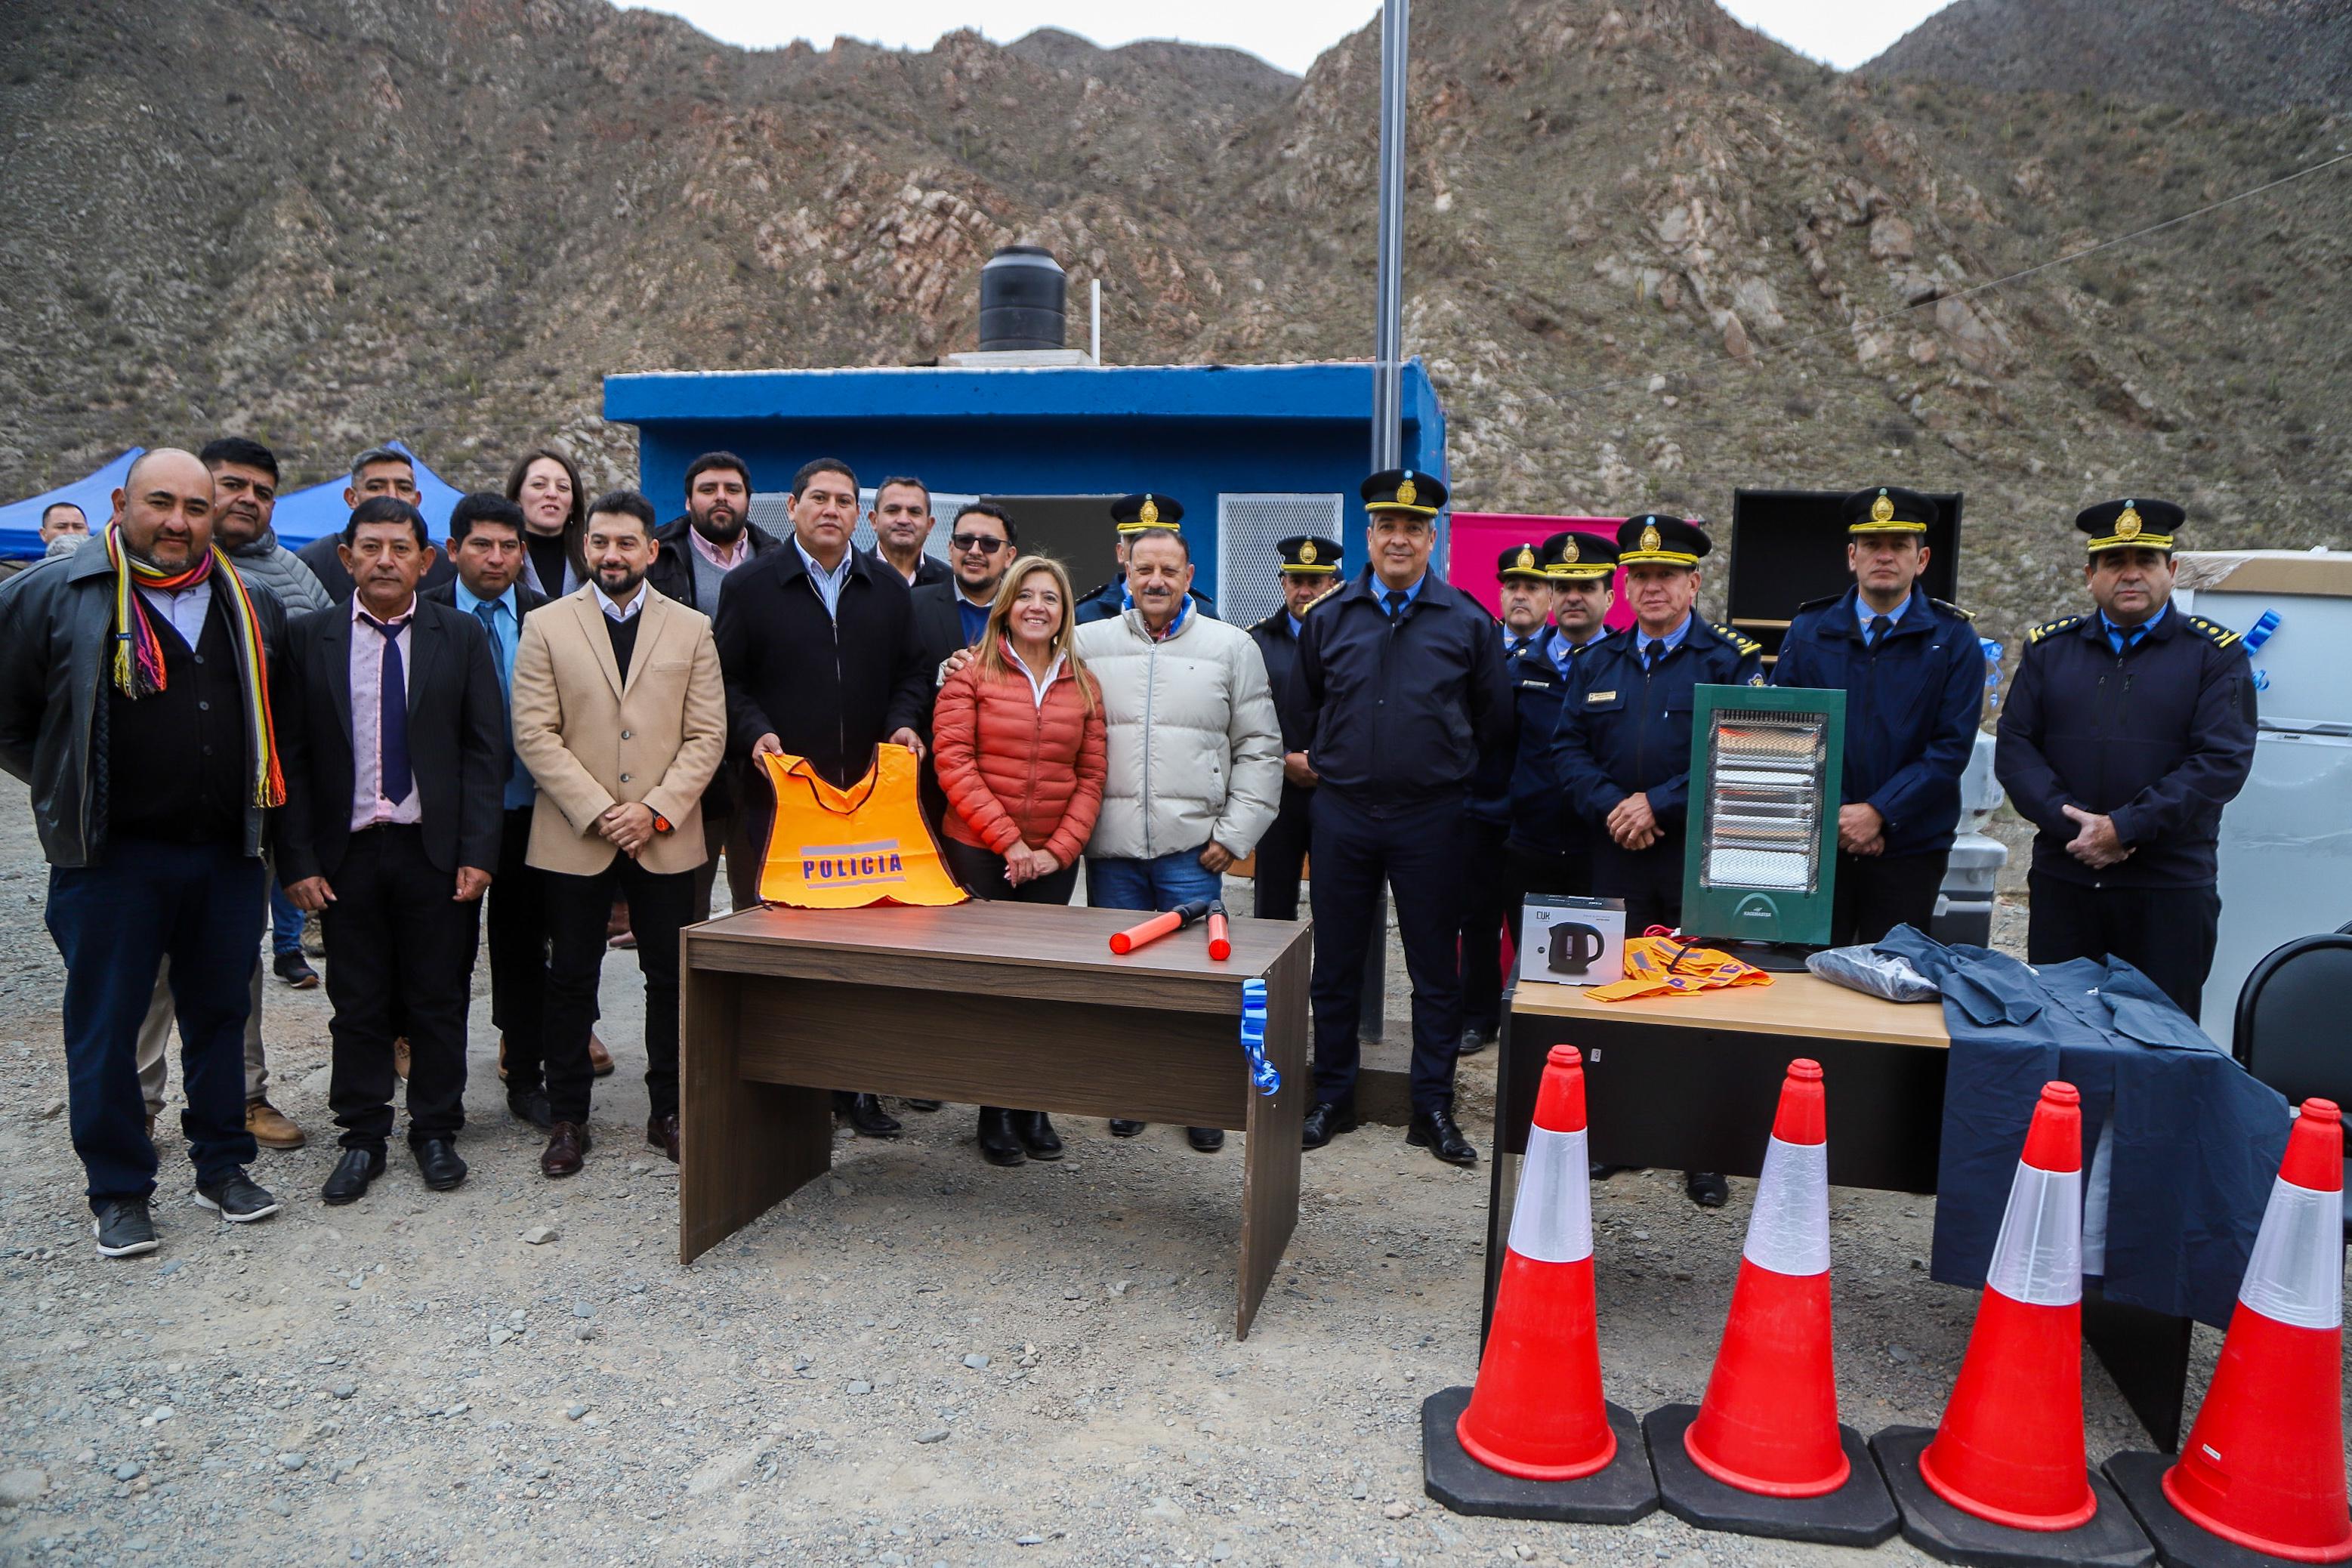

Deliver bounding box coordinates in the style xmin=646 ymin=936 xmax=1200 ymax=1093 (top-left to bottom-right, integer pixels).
xmin=601 ymin=358 xmax=1448 ymax=631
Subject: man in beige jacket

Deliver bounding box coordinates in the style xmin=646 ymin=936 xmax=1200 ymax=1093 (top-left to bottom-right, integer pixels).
xmin=511 ymin=489 xmax=725 ymax=1177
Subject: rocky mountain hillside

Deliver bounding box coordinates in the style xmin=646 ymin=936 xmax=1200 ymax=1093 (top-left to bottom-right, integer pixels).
xmin=2 ymin=0 xmax=2346 ymax=650
xmin=1865 ymin=0 xmax=2352 ymax=112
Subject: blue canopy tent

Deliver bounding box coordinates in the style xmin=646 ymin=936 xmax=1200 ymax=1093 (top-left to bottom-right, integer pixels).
xmin=0 ymin=447 xmax=144 ymax=560
xmin=268 ymin=440 xmax=468 ymax=548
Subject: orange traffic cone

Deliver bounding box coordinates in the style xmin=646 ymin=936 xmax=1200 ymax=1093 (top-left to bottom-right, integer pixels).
xmin=1457 ymin=1044 xmax=1614 ymax=1479
xmin=2159 ymin=1097 xmax=2350 ymax=1562
xmin=1919 ymin=1081 xmax=2098 ymax=1532
xmin=1685 ymin=1058 xmax=1847 ymax=1496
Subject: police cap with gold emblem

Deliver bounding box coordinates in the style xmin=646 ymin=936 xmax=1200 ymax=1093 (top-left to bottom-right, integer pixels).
xmin=1541 ymin=529 xmax=1619 ymax=580
xmin=1496 ymin=542 xmax=1549 ymax=584
xmin=1615 ymin=512 xmax=1711 ymax=568
xmin=1276 ymin=534 xmax=1341 ymax=575
xmin=1111 ymin=492 xmax=1185 ymax=535
xmin=1361 ymin=468 xmax=1446 ymax=517
xmin=1844 ymin=484 xmax=1937 ymax=536
xmin=2076 ymin=496 xmax=2183 ymax=555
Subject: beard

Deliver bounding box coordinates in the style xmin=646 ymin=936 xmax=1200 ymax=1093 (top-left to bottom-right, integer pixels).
xmin=596 ymin=561 xmax=646 ymax=596
xmin=691 ymin=505 xmax=745 ymax=544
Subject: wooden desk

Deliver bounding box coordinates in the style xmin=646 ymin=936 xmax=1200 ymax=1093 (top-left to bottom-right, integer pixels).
xmin=1492 ymin=973 xmax=2195 ymax=1451
xmin=680 ymin=902 xmax=1310 ymax=1338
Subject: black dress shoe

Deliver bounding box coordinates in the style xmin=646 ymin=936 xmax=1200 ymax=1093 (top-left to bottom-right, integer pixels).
xmin=506 ymin=1086 xmax=554 ymax=1131
xmin=1107 ymin=1119 xmax=1146 ymax=1137
xmin=841 ymin=1092 xmax=902 ymax=1139
xmin=903 ymin=1099 xmax=943 ymax=1113
xmin=1186 ymin=1125 xmax=1225 ymax=1153
xmin=413 ymin=1137 xmax=468 ymax=1193
xmin=1685 ymin=1169 xmax=1730 ymax=1208
xmin=1457 ymin=1027 xmax=1496 ymax=1057
xmin=322 ymin=1147 xmax=386 ymax=1206
xmin=977 ymin=1107 xmax=1026 ymax=1167
xmin=1301 ymin=1100 xmax=1357 ymax=1150
xmin=1407 ymin=1108 xmax=1479 ymax=1167
xmin=1011 ymin=1110 xmax=1064 ymax=1160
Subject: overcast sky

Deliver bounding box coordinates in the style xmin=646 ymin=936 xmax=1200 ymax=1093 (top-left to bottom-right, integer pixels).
xmin=625 ymin=1 xmax=1949 ymax=74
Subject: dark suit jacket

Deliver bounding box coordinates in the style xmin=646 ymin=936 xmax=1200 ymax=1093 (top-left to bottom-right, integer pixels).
xmin=909 ymin=579 xmax=989 ymax=825
xmin=712 ymin=545 xmax=931 ymax=789
xmin=274 ymin=596 xmax=508 ymax=883
xmin=297 ymin=532 xmax=458 ymax=601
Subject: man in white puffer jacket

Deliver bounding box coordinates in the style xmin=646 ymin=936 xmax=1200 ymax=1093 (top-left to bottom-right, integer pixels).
xmin=1073 ymin=521 xmax=1284 ymax=1153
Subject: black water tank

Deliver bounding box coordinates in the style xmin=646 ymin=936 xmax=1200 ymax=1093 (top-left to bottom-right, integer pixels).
xmin=977 ymin=246 xmax=1066 ymax=351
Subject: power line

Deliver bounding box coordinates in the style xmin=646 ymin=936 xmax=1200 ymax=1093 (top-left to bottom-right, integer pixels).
xmin=1546 ymin=145 xmax=2352 ymax=405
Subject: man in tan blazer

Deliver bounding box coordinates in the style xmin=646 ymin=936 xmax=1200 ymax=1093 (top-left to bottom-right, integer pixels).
xmin=511 ymin=489 xmax=725 ymax=1177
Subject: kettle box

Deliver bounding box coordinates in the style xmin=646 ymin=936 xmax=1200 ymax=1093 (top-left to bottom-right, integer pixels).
xmin=1519 ymin=895 xmax=1627 ymax=988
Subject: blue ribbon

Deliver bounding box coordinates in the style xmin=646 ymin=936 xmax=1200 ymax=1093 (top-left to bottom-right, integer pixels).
xmin=1239 ymin=978 xmax=1279 ymax=1097
xmin=2242 ymin=609 xmax=2281 ymax=652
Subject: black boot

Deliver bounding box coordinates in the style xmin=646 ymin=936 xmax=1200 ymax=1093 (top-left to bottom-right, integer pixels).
xmin=977 ymin=1107 xmax=1026 ymax=1167
xmin=1011 ymin=1110 xmax=1063 ymax=1160
xmin=1186 ymin=1126 xmax=1225 ymax=1153
xmin=837 ymin=1091 xmax=901 ymax=1139
xmin=1684 ymin=1169 xmax=1729 ymax=1208
xmin=1407 ymin=1107 xmax=1478 ymax=1167
xmin=1107 ymin=1119 xmax=1146 ymax=1137
xmin=1301 ymin=1100 xmax=1357 ymax=1150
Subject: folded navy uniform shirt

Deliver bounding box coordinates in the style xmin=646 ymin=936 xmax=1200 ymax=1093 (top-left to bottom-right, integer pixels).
xmin=1876 ymin=925 xmax=2291 ymax=1329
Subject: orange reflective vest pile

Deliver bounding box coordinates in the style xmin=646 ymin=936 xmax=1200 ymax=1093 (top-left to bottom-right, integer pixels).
xmin=1585 ymin=934 xmax=1775 ymax=1002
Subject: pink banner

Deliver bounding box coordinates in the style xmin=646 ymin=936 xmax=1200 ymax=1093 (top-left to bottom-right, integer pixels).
xmin=1445 ymin=513 xmax=1634 ymax=631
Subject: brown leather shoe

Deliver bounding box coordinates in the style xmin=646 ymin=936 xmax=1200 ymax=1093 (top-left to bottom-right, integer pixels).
xmin=647 ymin=1113 xmax=680 ymax=1163
xmin=245 ymin=1099 xmax=306 ymax=1150
xmin=541 ymin=1121 xmax=588 ymax=1178
xmin=394 ymin=1036 xmax=412 ymax=1081
xmin=588 ymin=1031 xmax=615 ymax=1078
xmin=497 ymin=1035 xmax=508 ymax=1083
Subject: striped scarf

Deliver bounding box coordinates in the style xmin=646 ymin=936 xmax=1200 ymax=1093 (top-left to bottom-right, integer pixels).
xmin=103 ymin=525 xmax=286 ymax=808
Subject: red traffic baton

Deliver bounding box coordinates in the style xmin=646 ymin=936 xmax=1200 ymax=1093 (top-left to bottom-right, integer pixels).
xmin=1109 ymin=899 xmax=1214 ymax=955
xmin=1206 ymin=900 xmax=1232 ymax=961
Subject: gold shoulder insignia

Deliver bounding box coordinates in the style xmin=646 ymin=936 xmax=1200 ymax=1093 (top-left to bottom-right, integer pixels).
xmin=1302 ymin=581 xmax=1344 ymax=616
xmin=1714 ymin=622 xmax=1762 ymax=656
xmin=1931 ymin=598 xmax=1975 ymax=622
xmin=2027 ymin=615 xmax=2086 ymax=646
xmin=2189 ymin=614 xmax=2241 ymax=649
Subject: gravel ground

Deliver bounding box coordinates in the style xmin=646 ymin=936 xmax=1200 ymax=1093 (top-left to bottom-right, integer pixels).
xmin=0 ymin=786 xmax=2257 ymax=1568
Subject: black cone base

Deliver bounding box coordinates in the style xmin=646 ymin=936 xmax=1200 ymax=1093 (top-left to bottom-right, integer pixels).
xmin=1421 ymin=1386 xmax=1659 ymax=1523
xmin=1646 ymin=1403 xmax=1899 ymax=1546
xmin=1873 ymin=1426 xmax=2154 ymax=1568
xmin=2104 ymin=1450 xmax=2329 ymax=1568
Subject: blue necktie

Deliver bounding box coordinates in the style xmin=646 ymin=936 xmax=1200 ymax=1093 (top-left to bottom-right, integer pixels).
xmin=1384 ymin=588 xmax=1408 ymax=619
xmin=472 ymin=601 xmax=505 ymax=684
xmin=2107 ymin=622 xmax=2145 ymax=656
xmin=369 ymin=616 xmax=412 ymax=806
xmin=1644 ymin=638 xmax=1665 ymax=671
xmin=1867 ymin=614 xmax=1892 ymax=649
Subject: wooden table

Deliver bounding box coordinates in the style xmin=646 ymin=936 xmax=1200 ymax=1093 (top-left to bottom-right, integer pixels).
xmin=1489 ymin=973 xmax=2197 ymax=1451
xmin=680 ymin=902 xmax=1311 ymax=1338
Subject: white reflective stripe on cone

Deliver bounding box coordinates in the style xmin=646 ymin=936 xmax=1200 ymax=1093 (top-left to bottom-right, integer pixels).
xmin=2237 ymin=1178 xmax=2344 ymax=1331
xmin=1508 ymin=1125 xmax=1594 ymax=1265
xmin=1984 ymin=1162 xmax=2083 ymax=1307
xmin=1742 ymin=1134 xmax=1831 ymax=1277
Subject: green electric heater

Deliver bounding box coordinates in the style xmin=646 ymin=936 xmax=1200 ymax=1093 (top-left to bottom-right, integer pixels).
xmin=1678 ymin=683 xmax=1846 ymax=960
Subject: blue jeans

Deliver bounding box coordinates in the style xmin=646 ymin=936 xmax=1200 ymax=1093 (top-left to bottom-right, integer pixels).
xmin=1085 ymin=847 xmax=1224 ymax=915
xmin=48 ymin=839 xmax=266 ymax=1207
xmin=269 ymin=878 xmax=305 ymax=957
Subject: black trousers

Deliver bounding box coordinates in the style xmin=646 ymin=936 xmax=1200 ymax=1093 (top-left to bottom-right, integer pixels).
xmin=2026 ymin=871 xmax=2221 ymax=1017
xmin=543 ymin=854 xmax=695 ymax=1126
xmin=1592 ymin=829 xmax=1686 ymax=937
xmin=486 ymin=807 xmax=551 ymax=1094
xmin=1251 ymin=785 xmax=1313 ymax=921
xmin=321 ymin=826 xmax=480 ymax=1150
xmin=691 ymin=761 xmax=766 ymax=919
xmin=1308 ymin=788 xmax=1465 ymax=1116
xmin=941 ymin=835 xmax=1082 ymax=906
xmin=1457 ymin=815 xmax=1515 ymax=1039
xmin=47 ymin=838 xmax=264 ymax=1206
xmin=1832 ymin=847 xmax=1949 ymax=948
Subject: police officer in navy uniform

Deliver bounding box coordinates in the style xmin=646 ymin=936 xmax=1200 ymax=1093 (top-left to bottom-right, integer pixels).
xmin=1994 ymin=498 xmax=2255 ymax=1016
xmin=1244 ymin=534 xmax=1342 ymax=921
xmin=1295 ymin=468 xmax=1511 ymax=1165
xmin=1773 ymin=486 xmax=1986 ymax=945
xmin=1075 ymin=494 xmax=1215 ymax=625
xmin=1553 ymin=514 xmax=1758 ymax=1207
xmin=1457 ymin=543 xmax=1557 ymax=1053
xmin=1504 ymin=529 xmax=1619 ymax=909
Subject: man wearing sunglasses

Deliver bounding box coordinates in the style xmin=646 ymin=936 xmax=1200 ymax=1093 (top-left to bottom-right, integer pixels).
xmin=912 ymin=502 xmax=1018 ymax=672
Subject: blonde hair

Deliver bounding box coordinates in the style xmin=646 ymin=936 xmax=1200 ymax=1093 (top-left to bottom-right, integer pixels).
xmin=977 ymin=555 xmax=1095 ymax=711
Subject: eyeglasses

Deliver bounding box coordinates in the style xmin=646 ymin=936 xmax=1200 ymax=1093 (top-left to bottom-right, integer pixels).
xmin=951 ymin=534 xmax=1008 ymax=554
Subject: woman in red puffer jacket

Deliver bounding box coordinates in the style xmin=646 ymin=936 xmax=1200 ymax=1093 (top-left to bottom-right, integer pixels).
xmin=931 ymin=554 xmax=1107 ymax=1167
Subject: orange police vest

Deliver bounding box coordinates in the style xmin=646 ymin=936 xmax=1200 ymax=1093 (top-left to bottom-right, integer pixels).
xmin=756 ymin=744 xmax=967 ymax=909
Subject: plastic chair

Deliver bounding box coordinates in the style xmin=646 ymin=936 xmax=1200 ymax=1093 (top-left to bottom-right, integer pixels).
xmin=2232 ymin=932 xmax=2352 ymax=1238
